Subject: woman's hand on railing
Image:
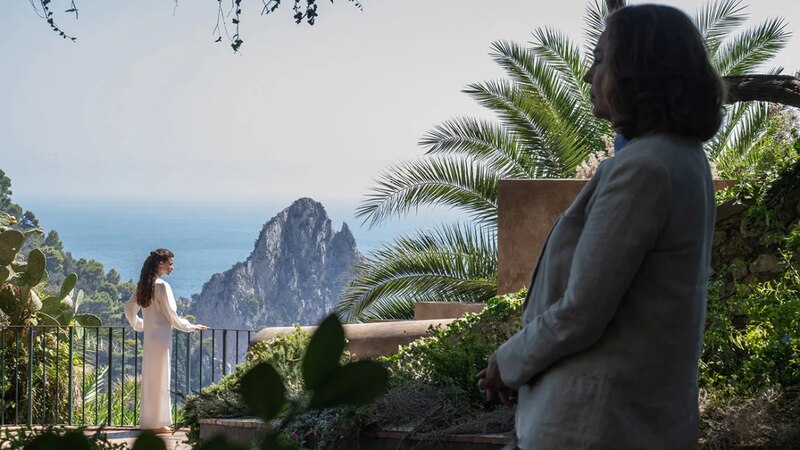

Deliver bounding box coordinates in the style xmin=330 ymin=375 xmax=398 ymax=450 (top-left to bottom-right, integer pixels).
xmin=194 ymin=324 xmax=210 ymax=331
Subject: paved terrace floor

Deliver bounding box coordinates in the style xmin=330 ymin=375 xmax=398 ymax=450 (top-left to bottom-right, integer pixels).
xmin=0 ymin=426 xmax=191 ymax=449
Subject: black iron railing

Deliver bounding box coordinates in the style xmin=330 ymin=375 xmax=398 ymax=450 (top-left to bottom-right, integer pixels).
xmin=0 ymin=325 xmax=254 ymax=427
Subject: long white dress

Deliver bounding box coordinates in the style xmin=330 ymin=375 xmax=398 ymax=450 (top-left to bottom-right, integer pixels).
xmin=124 ymin=278 xmax=196 ymax=429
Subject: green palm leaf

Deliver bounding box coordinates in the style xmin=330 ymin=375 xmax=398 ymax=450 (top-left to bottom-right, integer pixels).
xmin=419 ymin=117 xmax=534 ymax=178
xmin=712 ymin=101 xmax=771 ymax=177
xmin=356 ymin=157 xmax=499 ymax=229
xmin=489 ymin=40 xmax=599 ymax=173
xmin=531 ymin=27 xmax=591 ymax=103
xmin=706 ymin=102 xmax=751 ymax=159
xmin=583 ymin=0 xmax=608 ymax=57
xmin=713 ymin=17 xmax=788 ymax=76
xmin=336 ymin=224 xmax=497 ymax=323
xmin=695 ymin=0 xmax=747 ymax=56
xmin=463 ymin=79 xmax=547 ymax=161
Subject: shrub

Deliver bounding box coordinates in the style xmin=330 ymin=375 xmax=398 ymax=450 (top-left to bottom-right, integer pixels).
xmin=382 ymin=290 xmax=524 ymax=404
xmin=0 ymin=426 xmax=127 ymax=450
xmin=180 ymin=324 xmax=352 ymax=444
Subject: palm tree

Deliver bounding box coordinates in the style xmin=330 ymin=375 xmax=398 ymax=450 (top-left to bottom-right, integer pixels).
xmin=336 ymin=0 xmax=790 ymax=323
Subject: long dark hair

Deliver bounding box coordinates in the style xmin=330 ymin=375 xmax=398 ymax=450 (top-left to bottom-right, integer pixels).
xmin=604 ymin=4 xmax=726 ymax=141
xmin=136 ymin=248 xmax=173 ymax=308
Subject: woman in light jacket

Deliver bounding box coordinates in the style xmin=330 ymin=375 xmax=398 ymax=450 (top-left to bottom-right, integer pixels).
xmin=125 ymin=248 xmax=208 ymax=433
xmin=478 ymin=4 xmax=724 ymax=449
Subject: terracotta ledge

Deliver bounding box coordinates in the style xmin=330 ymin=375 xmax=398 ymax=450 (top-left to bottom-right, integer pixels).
xmin=250 ymin=319 xmax=456 ymax=360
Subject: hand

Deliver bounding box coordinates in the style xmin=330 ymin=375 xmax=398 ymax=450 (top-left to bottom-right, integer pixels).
xmin=194 ymin=324 xmax=209 ymax=331
xmin=476 ymin=352 xmax=515 ymax=406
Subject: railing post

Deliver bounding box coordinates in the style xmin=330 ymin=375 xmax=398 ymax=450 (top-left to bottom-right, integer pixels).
xmin=82 ymin=328 xmax=86 ymax=425
xmin=94 ymin=327 xmax=99 ymax=425
xmin=68 ymin=327 xmax=74 ymax=425
xmin=211 ymin=329 xmax=216 ymax=384
xmin=41 ymin=328 xmax=46 ymax=424
xmin=222 ymin=329 xmax=228 ymax=377
xmin=198 ymin=329 xmax=203 ymax=389
xmin=121 ymin=327 xmax=125 ymax=426
xmin=172 ymin=331 xmax=177 ymax=422
xmin=15 ymin=329 xmax=20 ymax=424
xmin=27 ymin=328 xmax=33 ymax=426
xmin=185 ymin=332 xmax=191 ymax=399
xmin=134 ymin=331 xmax=139 ymax=426
xmin=1 ymin=328 xmax=5 ymax=426
xmin=107 ymin=327 xmax=113 ymax=425
xmin=55 ymin=328 xmax=60 ymax=424
xmin=235 ymin=330 xmax=240 ymax=366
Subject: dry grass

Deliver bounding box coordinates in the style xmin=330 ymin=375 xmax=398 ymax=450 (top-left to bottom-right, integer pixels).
xmin=700 ymin=387 xmax=800 ymax=449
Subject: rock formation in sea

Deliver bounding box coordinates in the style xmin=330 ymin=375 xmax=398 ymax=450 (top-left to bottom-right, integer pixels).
xmin=190 ymin=198 xmax=362 ymax=329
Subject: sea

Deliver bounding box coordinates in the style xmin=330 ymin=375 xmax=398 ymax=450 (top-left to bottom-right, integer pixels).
xmin=22 ymin=199 xmax=451 ymax=300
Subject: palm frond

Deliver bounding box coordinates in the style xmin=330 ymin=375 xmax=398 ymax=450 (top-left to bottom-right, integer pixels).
xmin=583 ymin=0 xmax=608 ymax=57
xmin=491 ymin=40 xmax=602 ymax=171
xmin=729 ymin=101 xmax=771 ymax=157
xmin=695 ymin=0 xmax=747 ymax=57
xmin=463 ymin=79 xmax=546 ymax=155
xmin=356 ymin=157 xmax=499 ymax=229
xmin=335 ymin=224 xmax=497 ymax=323
xmin=530 ymin=27 xmax=591 ymax=104
xmin=706 ymin=101 xmax=752 ymax=158
xmin=419 ymin=117 xmax=534 ymax=178
xmin=712 ymin=101 xmax=771 ymax=177
xmin=464 ymin=79 xmax=573 ymax=176
xmin=713 ymin=17 xmax=788 ymax=76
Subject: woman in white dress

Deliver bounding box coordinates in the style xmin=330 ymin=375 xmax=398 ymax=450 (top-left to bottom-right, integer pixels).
xmin=124 ymin=248 xmax=208 ymax=433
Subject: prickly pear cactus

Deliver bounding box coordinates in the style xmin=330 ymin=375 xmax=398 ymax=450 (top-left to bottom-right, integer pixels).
xmin=0 ymin=211 xmax=100 ymax=327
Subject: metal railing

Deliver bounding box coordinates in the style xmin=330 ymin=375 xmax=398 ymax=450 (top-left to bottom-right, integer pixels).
xmin=0 ymin=325 xmax=254 ymax=427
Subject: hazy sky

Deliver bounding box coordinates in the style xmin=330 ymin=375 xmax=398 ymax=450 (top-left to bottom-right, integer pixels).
xmin=2 ymin=0 xmax=798 ymax=207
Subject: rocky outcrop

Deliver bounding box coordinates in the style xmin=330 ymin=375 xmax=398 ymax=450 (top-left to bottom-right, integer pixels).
xmin=190 ymin=198 xmax=362 ymax=329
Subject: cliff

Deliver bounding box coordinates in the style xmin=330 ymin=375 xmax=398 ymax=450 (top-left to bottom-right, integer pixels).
xmin=191 ymin=198 xmax=362 ymax=329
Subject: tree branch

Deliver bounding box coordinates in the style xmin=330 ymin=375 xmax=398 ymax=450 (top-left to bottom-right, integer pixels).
xmin=724 ymin=75 xmax=800 ymax=108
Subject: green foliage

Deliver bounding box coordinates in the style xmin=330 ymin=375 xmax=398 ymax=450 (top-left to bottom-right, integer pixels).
xmin=182 ymin=324 xmax=345 ymax=443
xmin=0 ymin=426 xmax=127 ymax=450
xmin=0 ymin=170 xmax=133 ymax=326
xmin=342 ymin=0 xmax=791 ymax=322
xmin=303 ymin=315 xmax=346 ymax=392
xmin=702 ymin=244 xmax=800 ymax=395
xmin=713 ymin=106 xmax=800 ymax=183
xmin=245 ymin=314 xmax=388 ymax=447
xmin=181 ymin=314 xmax=388 ymax=449
xmin=180 ymin=364 xmax=250 ymax=444
xmin=130 ymin=431 xmax=167 ymax=450
xmin=336 ymin=224 xmax=498 ymax=322
xmin=240 ymin=362 xmax=287 ymax=423
xmin=383 ymin=291 xmax=525 ymax=404
xmin=0 ymin=213 xmax=96 ymax=327
xmin=247 ymin=325 xmax=316 ymax=397
xmin=699 ymin=156 xmax=800 ymax=446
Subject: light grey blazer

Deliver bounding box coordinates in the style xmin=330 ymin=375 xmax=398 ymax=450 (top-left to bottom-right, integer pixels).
xmin=496 ymin=133 xmax=715 ymax=449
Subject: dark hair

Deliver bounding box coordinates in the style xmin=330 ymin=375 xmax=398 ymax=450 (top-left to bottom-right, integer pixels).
xmin=604 ymin=4 xmax=726 ymax=141
xmin=136 ymin=248 xmax=173 ymax=308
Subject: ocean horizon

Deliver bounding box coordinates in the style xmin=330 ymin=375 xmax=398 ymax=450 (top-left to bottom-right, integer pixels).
xmin=22 ymin=198 xmax=452 ymax=300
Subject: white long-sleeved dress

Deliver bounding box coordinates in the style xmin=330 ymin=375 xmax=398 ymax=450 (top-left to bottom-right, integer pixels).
xmin=124 ymin=278 xmax=196 ymax=429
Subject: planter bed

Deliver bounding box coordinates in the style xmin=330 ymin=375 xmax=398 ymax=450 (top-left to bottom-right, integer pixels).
xmin=198 ymin=418 xmax=511 ymax=449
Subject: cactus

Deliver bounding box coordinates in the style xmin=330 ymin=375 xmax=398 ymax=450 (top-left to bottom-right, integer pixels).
xmin=0 ymin=211 xmax=100 ymax=327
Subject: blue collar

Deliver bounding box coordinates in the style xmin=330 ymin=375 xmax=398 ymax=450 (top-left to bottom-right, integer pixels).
xmin=614 ymin=134 xmax=630 ymax=154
